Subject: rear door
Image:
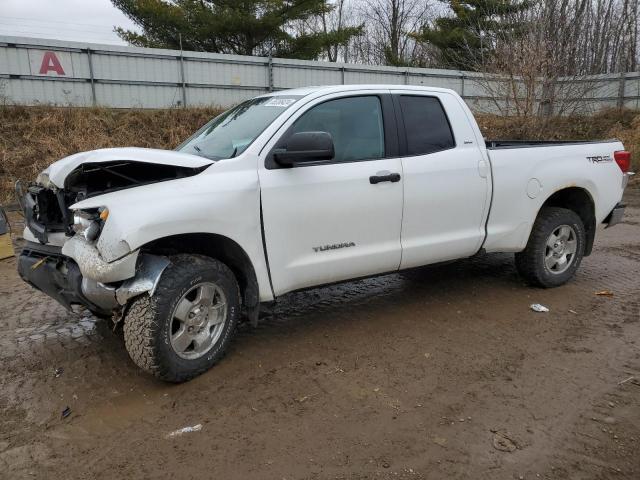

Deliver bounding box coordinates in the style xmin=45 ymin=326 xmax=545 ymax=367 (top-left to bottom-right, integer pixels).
xmin=259 ymin=92 xmax=404 ymax=296
xmin=392 ymin=91 xmax=491 ymax=268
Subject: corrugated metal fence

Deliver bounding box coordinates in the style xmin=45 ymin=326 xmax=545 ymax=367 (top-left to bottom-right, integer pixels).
xmin=1 ymin=35 xmax=639 ymax=112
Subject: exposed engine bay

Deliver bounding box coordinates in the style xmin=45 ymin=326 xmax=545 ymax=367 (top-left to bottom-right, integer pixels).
xmin=20 ymin=160 xmax=208 ymax=244
xmin=17 ymin=153 xmax=211 ymax=315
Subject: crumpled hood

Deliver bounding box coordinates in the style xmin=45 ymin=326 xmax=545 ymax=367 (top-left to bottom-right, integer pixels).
xmin=44 ymin=147 xmax=213 ymax=188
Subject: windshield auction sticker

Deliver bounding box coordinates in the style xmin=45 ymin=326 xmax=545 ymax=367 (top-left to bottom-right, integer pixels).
xmin=264 ymin=98 xmax=297 ymax=107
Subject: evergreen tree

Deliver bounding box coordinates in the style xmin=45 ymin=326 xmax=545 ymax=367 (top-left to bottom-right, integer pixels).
xmin=112 ymin=0 xmax=361 ymax=60
xmin=413 ymin=0 xmax=531 ymax=70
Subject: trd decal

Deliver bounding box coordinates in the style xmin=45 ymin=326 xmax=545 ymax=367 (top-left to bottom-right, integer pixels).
xmin=587 ymin=155 xmax=613 ymax=163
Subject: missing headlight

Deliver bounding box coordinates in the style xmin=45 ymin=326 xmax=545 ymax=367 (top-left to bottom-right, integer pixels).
xmin=73 ymin=208 xmax=107 ymax=242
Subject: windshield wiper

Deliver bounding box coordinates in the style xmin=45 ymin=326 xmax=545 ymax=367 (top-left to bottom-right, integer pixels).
xmin=190 ymin=144 xmax=221 ymax=161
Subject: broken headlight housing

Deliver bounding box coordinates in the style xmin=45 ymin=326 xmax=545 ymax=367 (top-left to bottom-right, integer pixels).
xmin=35 ymin=171 xmax=54 ymax=189
xmin=72 ymin=207 xmax=108 ymax=242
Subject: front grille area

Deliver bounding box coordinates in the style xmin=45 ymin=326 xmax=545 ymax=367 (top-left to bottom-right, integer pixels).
xmin=22 ymin=185 xmax=73 ymax=244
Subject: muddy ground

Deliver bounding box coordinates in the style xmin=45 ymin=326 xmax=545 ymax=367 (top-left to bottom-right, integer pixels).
xmin=1 ymin=188 xmax=639 ymax=480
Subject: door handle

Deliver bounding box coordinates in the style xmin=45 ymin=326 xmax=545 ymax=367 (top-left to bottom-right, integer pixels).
xmin=477 ymin=159 xmax=489 ymax=178
xmin=369 ymin=173 xmax=401 ymax=184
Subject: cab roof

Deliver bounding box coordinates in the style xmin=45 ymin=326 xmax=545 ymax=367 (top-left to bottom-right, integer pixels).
xmin=262 ymin=84 xmax=457 ymax=100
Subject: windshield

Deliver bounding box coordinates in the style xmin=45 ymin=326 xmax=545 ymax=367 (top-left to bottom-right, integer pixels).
xmin=177 ymin=96 xmax=302 ymax=160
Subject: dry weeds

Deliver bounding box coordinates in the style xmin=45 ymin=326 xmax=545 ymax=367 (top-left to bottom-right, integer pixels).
xmin=1 ymin=105 xmax=638 ymax=204
xmin=0 ymin=105 xmax=221 ymax=204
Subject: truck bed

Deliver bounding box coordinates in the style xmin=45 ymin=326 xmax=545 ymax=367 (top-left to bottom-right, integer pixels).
xmin=486 ymin=139 xmax=619 ymax=149
xmin=483 ymin=138 xmax=625 ymax=254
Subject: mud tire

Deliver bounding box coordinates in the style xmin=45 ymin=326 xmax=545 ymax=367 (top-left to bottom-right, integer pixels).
xmin=515 ymin=207 xmax=586 ymax=288
xmin=123 ymin=254 xmax=240 ymax=383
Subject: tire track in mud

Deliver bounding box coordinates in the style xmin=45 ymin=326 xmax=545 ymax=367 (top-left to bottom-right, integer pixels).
xmin=519 ymin=244 xmax=640 ymax=480
xmin=0 ymin=199 xmax=639 ymax=479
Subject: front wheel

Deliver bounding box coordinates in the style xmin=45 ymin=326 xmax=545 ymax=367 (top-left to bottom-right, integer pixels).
xmin=515 ymin=207 xmax=586 ymax=288
xmin=123 ymin=254 xmax=240 ymax=382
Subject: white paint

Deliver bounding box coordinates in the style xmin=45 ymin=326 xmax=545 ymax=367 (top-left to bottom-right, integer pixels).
xmin=46 ymin=147 xmax=212 ymax=188
xmin=392 ymin=89 xmax=491 ymax=269
xmin=527 ymin=178 xmax=542 ymax=199
xmin=484 ymin=140 xmax=625 ymax=253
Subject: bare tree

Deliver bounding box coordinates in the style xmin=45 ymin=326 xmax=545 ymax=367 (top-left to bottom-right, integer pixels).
xmin=294 ymin=0 xmax=638 ymax=75
xmin=322 ymin=0 xmax=350 ymax=61
xmin=457 ymin=0 xmax=639 ymax=126
xmin=540 ymin=0 xmax=638 ymax=75
xmin=350 ymin=0 xmax=432 ymax=66
xmin=290 ymin=0 xmax=363 ymax=62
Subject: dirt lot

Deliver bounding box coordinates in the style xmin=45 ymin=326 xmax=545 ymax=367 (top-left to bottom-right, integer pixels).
xmin=0 ymin=188 xmax=639 ymax=480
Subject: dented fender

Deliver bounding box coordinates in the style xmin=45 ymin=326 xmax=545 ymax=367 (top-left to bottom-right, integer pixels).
xmin=67 ymin=159 xmax=275 ymax=302
xmin=62 ymin=235 xmax=139 ymax=283
xmin=61 ymin=235 xmax=170 ymax=308
xmin=80 ymin=254 xmax=170 ymax=310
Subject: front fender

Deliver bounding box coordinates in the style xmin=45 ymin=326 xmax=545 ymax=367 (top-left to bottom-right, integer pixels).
xmin=70 ymin=159 xmax=273 ymax=302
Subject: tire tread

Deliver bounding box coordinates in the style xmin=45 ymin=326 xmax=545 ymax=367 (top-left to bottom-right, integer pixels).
xmin=123 ymin=254 xmax=239 ymax=382
xmin=515 ymin=207 xmax=585 ymax=288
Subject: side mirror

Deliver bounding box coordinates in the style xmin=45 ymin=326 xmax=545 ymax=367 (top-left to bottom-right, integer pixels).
xmin=273 ymin=131 xmax=335 ymax=167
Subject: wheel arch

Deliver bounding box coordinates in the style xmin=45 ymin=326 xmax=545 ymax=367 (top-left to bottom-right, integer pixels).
xmin=538 ymin=187 xmax=596 ymax=256
xmin=140 ymin=233 xmax=260 ymax=314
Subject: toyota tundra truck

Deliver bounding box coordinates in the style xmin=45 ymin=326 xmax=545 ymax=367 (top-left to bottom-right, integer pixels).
xmin=16 ymin=85 xmax=633 ymax=382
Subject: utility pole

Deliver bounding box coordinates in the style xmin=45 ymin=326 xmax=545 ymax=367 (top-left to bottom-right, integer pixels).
xmin=178 ymin=33 xmax=187 ymax=108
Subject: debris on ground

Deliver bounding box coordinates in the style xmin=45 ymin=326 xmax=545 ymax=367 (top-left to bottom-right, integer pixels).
xmin=595 ymin=290 xmax=615 ymax=296
xmin=492 ymin=431 xmax=517 ymax=452
xmin=618 ymin=376 xmax=635 ymax=385
xmin=568 ymin=309 xmax=578 ymax=314
xmin=61 ymin=406 xmax=71 ymax=419
xmin=0 ymin=207 xmax=14 ymax=260
xmin=530 ymin=304 xmax=549 ymax=313
xmin=54 ymin=367 xmax=64 ymax=378
xmin=165 ymin=424 xmax=203 ymax=439
xmin=432 ymin=436 xmax=447 ymax=447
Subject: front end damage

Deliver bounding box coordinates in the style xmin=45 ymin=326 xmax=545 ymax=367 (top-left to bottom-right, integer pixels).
xmin=18 ymin=240 xmax=169 ymax=316
xmin=17 ymin=148 xmax=212 ymax=316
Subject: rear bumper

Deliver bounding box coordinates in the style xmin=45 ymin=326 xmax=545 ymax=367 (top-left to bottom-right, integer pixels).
xmin=604 ymin=203 xmax=625 ymax=228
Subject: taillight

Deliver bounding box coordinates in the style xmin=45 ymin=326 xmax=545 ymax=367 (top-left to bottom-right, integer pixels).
xmin=614 ymin=150 xmax=631 ymax=173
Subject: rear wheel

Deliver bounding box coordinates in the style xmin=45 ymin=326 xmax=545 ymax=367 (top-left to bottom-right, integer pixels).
xmin=123 ymin=254 xmax=240 ymax=382
xmin=515 ymin=207 xmax=586 ymax=288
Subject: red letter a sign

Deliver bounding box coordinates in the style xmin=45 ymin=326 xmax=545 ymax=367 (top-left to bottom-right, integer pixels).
xmin=39 ymin=51 xmax=66 ymax=75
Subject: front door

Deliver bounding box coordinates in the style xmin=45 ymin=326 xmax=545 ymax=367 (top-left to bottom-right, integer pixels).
xmin=259 ymin=94 xmax=403 ymax=296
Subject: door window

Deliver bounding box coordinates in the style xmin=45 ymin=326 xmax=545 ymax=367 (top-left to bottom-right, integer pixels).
xmin=289 ymin=96 xmax=385 ymax=163
xmin=399 ymin=96 xmax=455 ymax=156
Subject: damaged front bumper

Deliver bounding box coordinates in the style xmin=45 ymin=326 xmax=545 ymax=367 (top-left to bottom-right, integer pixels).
xmin=18 ymin=238 xmax=169 ymax=315
xmin=61 ymin=235 xmax=139 ymax=284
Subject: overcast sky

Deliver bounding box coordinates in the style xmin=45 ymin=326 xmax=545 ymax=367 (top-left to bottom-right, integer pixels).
xmin=0 ymin=0 xmax=140 ymax=45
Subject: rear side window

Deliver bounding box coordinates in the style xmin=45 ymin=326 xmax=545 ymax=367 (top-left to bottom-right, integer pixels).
xmin=399 ymin=96 xmax=454 ymax=156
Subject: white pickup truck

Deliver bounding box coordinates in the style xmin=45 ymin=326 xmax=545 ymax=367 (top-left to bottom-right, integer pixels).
xmin=17 ymin=85 xmax=632 ymax=382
